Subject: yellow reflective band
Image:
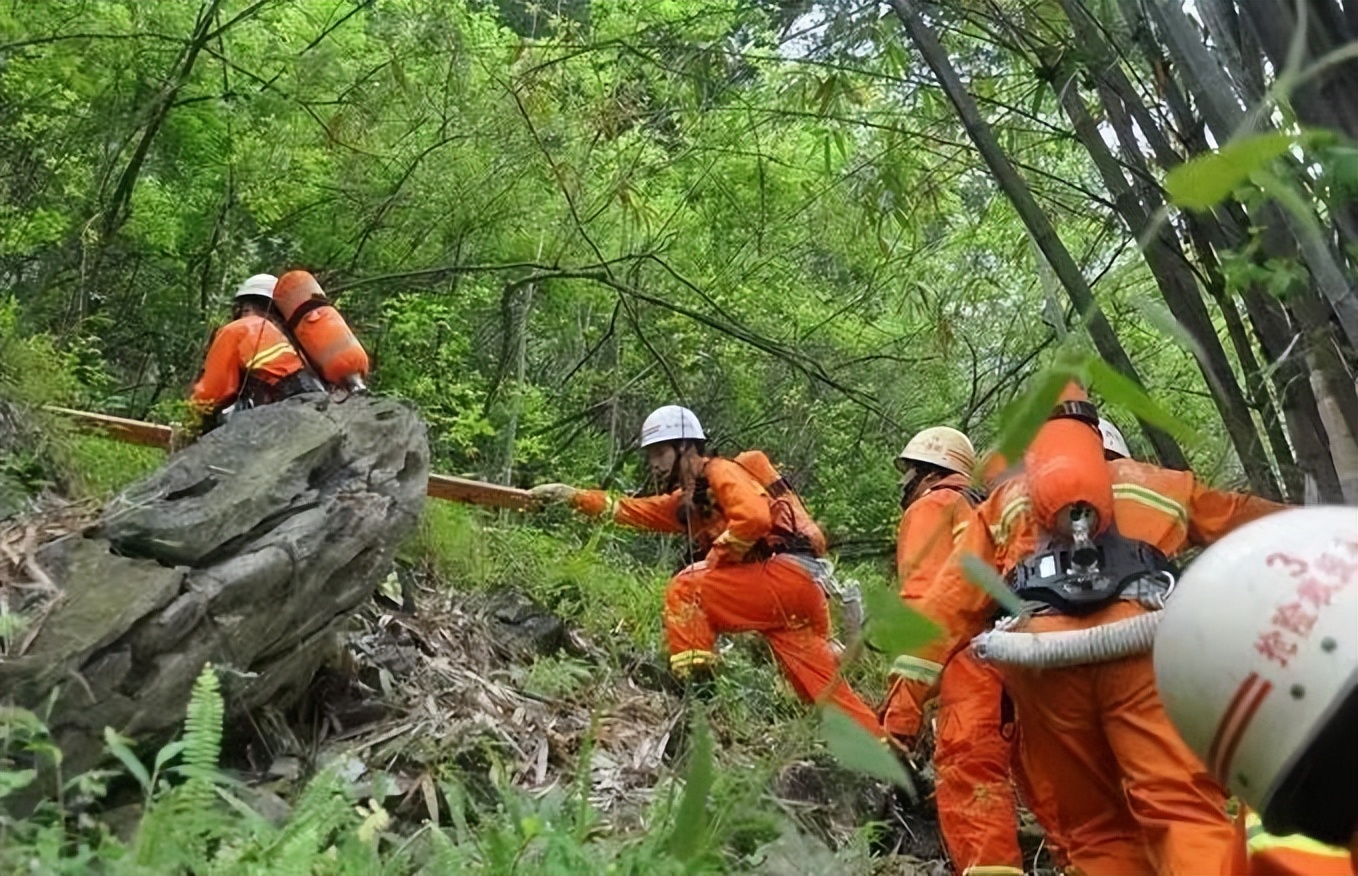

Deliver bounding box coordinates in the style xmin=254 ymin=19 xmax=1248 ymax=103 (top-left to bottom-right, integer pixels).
xmin=1245 ymin=813 xmax=1350 ymax=858
xmin=669 ymin=650 xmax=716 ymax=669
xmin=605 ymin=495 xmax=619 ymax=519
xmin=990 ymin=496 xmax=1031 ymax=545
xmin=1113 ymin=483 xmax=1187 ymax=526
xmin=245 ymin=342 xmax=294 ymax=371
xmin=890 ymin=654 xmax=942 ymax=683
xmin=951 ymin=519 xmax=970 ymax=542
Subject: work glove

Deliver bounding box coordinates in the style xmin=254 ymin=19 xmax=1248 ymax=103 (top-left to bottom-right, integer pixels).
xmin=530 ymin=483 xmax=578 ymax=506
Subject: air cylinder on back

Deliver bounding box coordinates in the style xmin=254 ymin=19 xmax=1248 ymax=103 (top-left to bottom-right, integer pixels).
xmin=273 ymin=270 xmax=370 ymax=391
xmin=1023 ymin=382 xmax=1114 ymax=540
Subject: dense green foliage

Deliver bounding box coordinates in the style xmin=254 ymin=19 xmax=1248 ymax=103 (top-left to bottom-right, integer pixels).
xmin=8 ymin=0 xmax=1326 ymax=538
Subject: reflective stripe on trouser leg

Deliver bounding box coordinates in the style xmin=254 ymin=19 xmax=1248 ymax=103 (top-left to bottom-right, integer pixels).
xmin=669 ymin=649 xmax=717 ymax=675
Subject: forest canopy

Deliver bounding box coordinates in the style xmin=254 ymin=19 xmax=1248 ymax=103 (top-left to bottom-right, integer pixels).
xmin=3 ymin=0 xmax=1357 ymax=534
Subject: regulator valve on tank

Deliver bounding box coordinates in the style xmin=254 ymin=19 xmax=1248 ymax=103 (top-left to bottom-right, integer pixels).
xmin=1057 ymin=501 xmax=1102 ymax=579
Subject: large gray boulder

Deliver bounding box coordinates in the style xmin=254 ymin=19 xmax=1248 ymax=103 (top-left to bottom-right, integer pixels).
xmin=0 ymin=394 xmax=428 ymax=807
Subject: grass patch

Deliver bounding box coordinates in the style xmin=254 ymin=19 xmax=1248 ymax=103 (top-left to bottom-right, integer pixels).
xmin=65 ymin=434 xmax=165 ymax=500
xmin=403 ymin=502 xmax=667 ymax=654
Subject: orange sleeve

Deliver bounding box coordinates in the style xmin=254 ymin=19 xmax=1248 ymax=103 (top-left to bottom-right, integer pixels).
xmin=190 ymin=321 xmax=245 ymax=411
xmin=897 ymin=490 xmax=970 ymax=601
xmin=572 ymin=489 xmax=686 ymax=534
xmin=1187 ymin=480 xmax=1289 ymax=546
xmin=704 ymin=458 xmax=772 ymax=564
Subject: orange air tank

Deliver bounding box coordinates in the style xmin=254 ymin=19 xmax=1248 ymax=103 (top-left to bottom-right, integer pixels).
xmin=273 ymin=270 xmax=370 ymax=390
xmin=1023 ymin=382 xmax=1114 ymax=537
xmin=733 ymin=449 xmax=828 ymax=556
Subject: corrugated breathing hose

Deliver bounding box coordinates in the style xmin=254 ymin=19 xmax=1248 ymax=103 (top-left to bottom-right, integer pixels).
xmin=971 ymin=609 xmax=1163 ymax=669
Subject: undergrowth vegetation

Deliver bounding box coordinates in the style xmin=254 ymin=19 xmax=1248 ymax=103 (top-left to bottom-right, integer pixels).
xmin=1 ymin=660 xmax=877 ymax=875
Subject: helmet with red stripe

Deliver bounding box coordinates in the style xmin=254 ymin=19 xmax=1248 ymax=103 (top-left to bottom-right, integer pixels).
xmin=1154 ymin=506 xmax=1358 ymax=847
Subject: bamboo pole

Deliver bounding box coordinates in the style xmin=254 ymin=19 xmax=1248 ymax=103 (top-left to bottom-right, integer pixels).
xmin=45 ymin=406 xmax=537 ymax=510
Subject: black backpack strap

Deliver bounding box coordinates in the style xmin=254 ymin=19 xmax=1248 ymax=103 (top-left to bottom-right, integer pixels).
xmin=284 ymin=297 xmax=329 ymax=333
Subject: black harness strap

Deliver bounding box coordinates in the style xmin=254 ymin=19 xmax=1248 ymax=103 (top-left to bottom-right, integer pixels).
xmin=283 ymin=297 xmax=330 ymax=334
xmin=1006 ymin=523 xmax=1177 ymax=615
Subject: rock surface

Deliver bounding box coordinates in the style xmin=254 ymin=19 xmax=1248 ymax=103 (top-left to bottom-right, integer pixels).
xmin=0 ymin=394 xmax=428 ymax=810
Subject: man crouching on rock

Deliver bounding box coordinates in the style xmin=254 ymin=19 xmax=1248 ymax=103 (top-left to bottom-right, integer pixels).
xmin=529 ymin=404 xmax=882 ymax=736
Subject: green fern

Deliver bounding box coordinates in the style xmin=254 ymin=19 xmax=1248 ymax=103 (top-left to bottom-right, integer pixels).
xmin=183 ymin=663 xmax=224 ymax=772
xmin=132 ymin=662 xmax=226 ymax=872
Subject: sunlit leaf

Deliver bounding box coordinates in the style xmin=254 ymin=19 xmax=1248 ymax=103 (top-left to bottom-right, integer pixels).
xmin=993 ymin=359 xmax=1078 ymax=463
xmin=104 ymin=726 xmax=151 ymax=793
xmin=1165 ymin=132 xmax=1297 ymax=210
xmin=863 ymin=583 xmax=939 ymax=655
xmin=820 ymin=706 xmax=914 ymax=794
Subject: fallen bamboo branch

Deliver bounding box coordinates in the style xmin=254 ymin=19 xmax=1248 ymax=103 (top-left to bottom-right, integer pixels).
xmin=44 ymin=405 xmax=537 ymax=511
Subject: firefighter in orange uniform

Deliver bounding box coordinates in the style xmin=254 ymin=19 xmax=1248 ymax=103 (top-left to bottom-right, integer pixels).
xmin=896 ymin=390 xmax=1286 ymax=876
xmin=187 ymin=274 xmax=321 ymax=433
xmin=530 ymin=405 xmax=882 ymax=736
xmin=880 ymin=427 xmax=1025 ymax=876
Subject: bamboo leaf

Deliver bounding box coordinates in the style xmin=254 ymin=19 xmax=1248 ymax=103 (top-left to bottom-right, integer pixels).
xmin=863 ymin=583 xmax=939 ymax=655
xmin=960 ymin=553 xmax=1025 ymax=616
xmin=1165 ymin=132 xmax=1297 ymax=210
xmin=1083 ymin=358 xmax=1196 ymax=444
xmin=993 ymin=360 xmax=1077 ymax=463
xmin=820 ymin=706 xmax=913 ymax=791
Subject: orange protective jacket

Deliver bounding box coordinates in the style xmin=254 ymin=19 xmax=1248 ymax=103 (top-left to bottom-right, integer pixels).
xmin=572 ymin=456 xmax=778 ymax=567
xmin=190 ymin=314 xmax=306 ymax=415
xmin=898 ymin=473 xmax=979 ymax=601
xmin=909 ymin=458 xmax=1287 ymax=668
xmin=884 ymin=473 xmax=981 ymax=733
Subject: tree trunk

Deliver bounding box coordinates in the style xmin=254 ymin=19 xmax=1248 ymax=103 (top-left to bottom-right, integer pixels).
xmin=1184 ymin=218 xmax=1302 ymax=499
xmin=889 ymin=0 xmax=1189 ymax=469
xmin=1144 ymin=0 xmax=1358 ymax=345
xmin=1058 ymin=77 xmax=1280 ymax=497
xmin=496 ymin=280 xmax=535 ymax=486
xmin=1237 ymin=0 xmax=1358 ymax=141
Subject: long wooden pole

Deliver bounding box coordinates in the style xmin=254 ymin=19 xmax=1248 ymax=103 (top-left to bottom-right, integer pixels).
xmin=45 ymin=406 xmax=537 ymax=511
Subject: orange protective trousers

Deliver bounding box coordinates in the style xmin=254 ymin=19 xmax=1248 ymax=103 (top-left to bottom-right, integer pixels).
xmin=663 ymin=553 xmax=882 ymax=736
xmin=1002 ymin=605 xmax=1243 ymax=876
xmin=933 ymin=648 xmax=1023 ymax=872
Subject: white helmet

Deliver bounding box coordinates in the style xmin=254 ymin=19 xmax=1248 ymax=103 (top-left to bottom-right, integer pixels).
xmin=639 ymin=405 xmax=705 ymax=448
xmin=1099 ymin=418 xmax=1130 ymax=459
xmin=895 ymin=426 xmax=975 ymax=477
xmin=1154 ymin=506 xmax=1358 ymax=844
xmin=234 ymin=273 xmax=277 ymax=301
